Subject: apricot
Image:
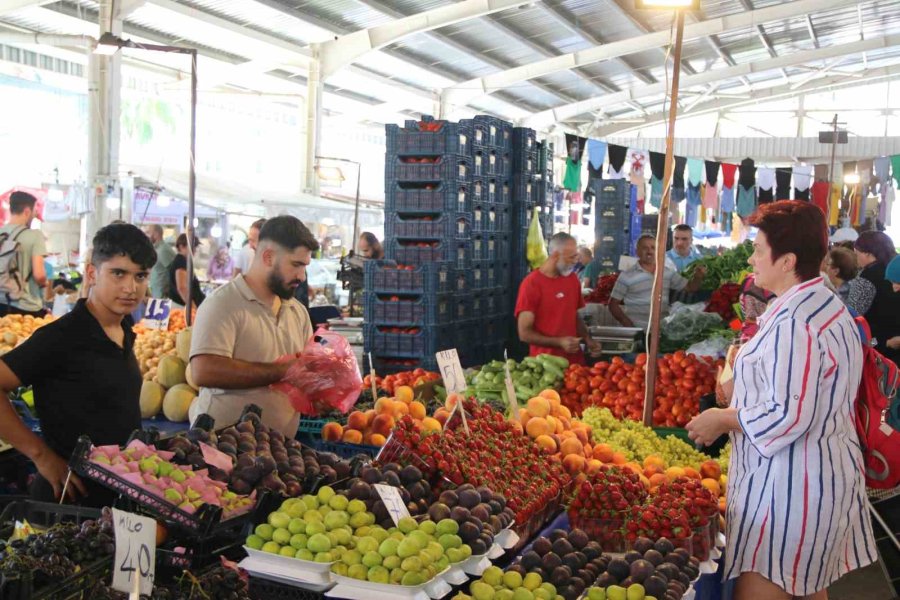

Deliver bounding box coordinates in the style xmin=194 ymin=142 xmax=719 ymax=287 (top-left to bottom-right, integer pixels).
xmin=526 ymin=397 xmax=551 ymax=418
xmin=649 ymin=473 xmax=669 ymax=488
xmin=611 ymin=452 xmax=628 ymax=465
xmin=369 ymin=433 xmax=387 ymax=446
xmin=593 ymin=443 xmax=614 ymax=463
xmin=394 ymin=385 xmax=414 ymax=404
xmin=586 ymin=459 xmax=603 ymax=474
xmin=683 ymin=467 xmax=701 ymax=480
xmin=534 ymin=434 xmax=557 ymax=454
xmin=346 ymin=411 xmax=368 ymax=431
xmin=701 ymin=478 xmax=722 ymax=496
xmin=409 ymin=401 xmax=426 ymax=420
xmin=393 ymin=401 xmax=409 ymax=418
xmin=420 ymin=417 xmax=442 ymax=433
xmin=665 ymin=466 xmax=686 ymax=480
xmin=643 ymin=455 xmax=666 ymax=470
xmin=556 ymin=405 xmax=571 ymax=420
xmin=562 ymin=454 xmax=586 ymax=475
xmin=559 ymin=437 xmax=584 ymax=458
xmin=372 ymin=414 xmax=396 ymax=436
xmin=374 ymin=397 xmax=393 ymax=415
xmin=341 ymin=429 xmax=363 ymax=444
xmin=525 ymin=417 xmax=552 ymax=438
xmin=364 ymin=409 xmax=377 ymax=427
xmin=700 ymin=460 xmax=722 ymax=480
xmin=322 ymin=422 xmax=343 ymax=442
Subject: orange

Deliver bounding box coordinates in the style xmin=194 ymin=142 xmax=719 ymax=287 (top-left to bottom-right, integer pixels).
xmin=394 ymin=385 xmax=414 ymax=404
xmin=526 ymin=397 xmax=551 ymax=418
xmin=322 ymin=422 xmax=343 ymax=442
xmin=409 ymin=401 xmax=426 ymax=420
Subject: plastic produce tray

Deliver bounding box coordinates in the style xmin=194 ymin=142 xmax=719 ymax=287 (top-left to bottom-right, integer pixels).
xmin=363 ymin=292 xmax=456 ymax=326
xmin=386 ymin=120 xmax=471 ymax=156
xmin=385 ymin=213 xmax=472 ymax=241
xmin=472 ymin=177 xmax=510 ymax=206
xmin=386 ymin=239 xmax=471 ymax=271
xmin=385 ymin=156 xmax=471 ymax=183
xmin=385 ymin=181 xmax=471 ymax=215
xmin=364 ymin=260 xmax=459 ymax=296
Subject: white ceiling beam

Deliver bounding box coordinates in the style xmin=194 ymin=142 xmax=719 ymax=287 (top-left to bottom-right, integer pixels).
xmin=442 ymin=0 xmax=861 ymax=110
xmin=806 ymin=15 xmax=819 ymax=48
xmin=319 ymin=0 xmax=536 ymax=77
xmin=590 ymin=63 xmax=900 ymax=137
xmin=521 ymin=33 xmax=900 ymax=129
xmin=605 ymin=0 xmax=697 ymax=77
xmin=0 ymin=0 xmax=50 ymax=16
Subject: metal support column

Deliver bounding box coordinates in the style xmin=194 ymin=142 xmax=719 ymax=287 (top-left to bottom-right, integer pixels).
xmin=304 ymin=52 xmax=323 ymax=196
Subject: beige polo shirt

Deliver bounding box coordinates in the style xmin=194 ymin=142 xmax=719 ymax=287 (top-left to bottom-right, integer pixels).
xmin=188 ymin=275 xmax=313 ymax=435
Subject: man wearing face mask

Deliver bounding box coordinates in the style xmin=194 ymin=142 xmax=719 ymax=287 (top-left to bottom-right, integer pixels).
xmin=609 ymin=234 xmax=706 ymax=330
xmin=188 ymin=216 xmax=320 ymax=436
xmin=515 ymin=232 xmax=602 ymax=365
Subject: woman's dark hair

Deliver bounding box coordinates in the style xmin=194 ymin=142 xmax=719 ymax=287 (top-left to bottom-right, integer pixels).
xmin=175 ymin=233 xmax=199 ymax=251
xmin=854 ymin=230 xmax=896 ymax=267
xmin=748 ymin=200 xmax=827 ymax=281
xmin=259 ymin=216 xmax=320 ymax=252
xmin=828 ymin=247 xmax=858 ymax=282
xmin=359 ymin=231 xmax=384 ymax=259
xmin=92 ymin=223 xmax=156 ymax=269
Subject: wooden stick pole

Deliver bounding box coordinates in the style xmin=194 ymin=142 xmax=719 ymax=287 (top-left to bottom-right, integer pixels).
xmin=643 ymin=10 xmax=686 ymax=427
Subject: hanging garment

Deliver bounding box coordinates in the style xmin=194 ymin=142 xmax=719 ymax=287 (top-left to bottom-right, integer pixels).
xmin=892 ymin=155 xmax=900 ymax=188
xmin=671 ymin=187 xmax=686 ymax=203
xmin=738 ymin=158 xmax=756 ymax=189
xmin=858 ymin=159 xmax=874 ymax=195
xmin=671 ymin=156 xmax=687 ymax=203
xmin=702 ymin=181 xmax=719 ymax=210
xmin=814 ymin=163 xmax=829 ymax=182
xmin=554 ymin=189 xmax=566 ymax=212
xmin=736 ymin=185 xmax=757 ymax=218
xmin=795 ymin=188 xmax=810 ymax=201
xmin=793 ymin=165 xmax=813 ymax=200
xmin=757 ymin=167 xmax=775 ymax=191
xmin=721 ymin=211 xmax=733 ymax=235
xmin=775 ymin=168 xmax=792 ymax=200
xmin=649 ymin=151 xmax=666 ymax=181
xmin=705 ymin=161 xmax=721 ymax=186
xmin=874 ymin=156 xmax=891 ymax=186
xmin=721 ymin=186 xmax=735 ymax=213
xmin=629 ymin=149 xmax=648 ymax=202
xmin=586 ymin=140 xmax=606 ymax=184
xmin=829 ymin=184 xmax=842 ymax=227
xmin=649 ymin=176 xmax=664 ymax=209
xmin=722 ymin=163 xmax=738 ymax=189
xmin=687 ymin=158 xmax=704 ymax=186
xmin=685 ymin=184 xmax=701 ymax=228
xmin=884 ymin=185 xmax=894 ymax=227
xmin=758 ymin=187 xmax=774 ymax=204
xmin=607 ymin=144 xmax=628 ymax=179
xmin=563 ymin=134 xmax=587 ymax=191
xmin=811 ymin=181 xmax=830 ymax=215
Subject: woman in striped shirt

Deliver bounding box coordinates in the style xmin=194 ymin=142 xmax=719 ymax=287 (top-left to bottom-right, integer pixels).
xmin=686 ymin=201 xmax=876 ymax=599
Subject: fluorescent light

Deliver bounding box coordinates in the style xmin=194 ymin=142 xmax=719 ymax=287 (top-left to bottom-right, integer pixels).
xmin=635 ymin=0 xmax=699 ymax=7
xmin=844 ymin=173 xmax=861 ymax=185
xmin=105 ymin=195 xmax=119 ymax=210
xmin=210 ymin=224 xmax=222 ymax=238
xmin=156 ymin=194 xmax=171 ymax=207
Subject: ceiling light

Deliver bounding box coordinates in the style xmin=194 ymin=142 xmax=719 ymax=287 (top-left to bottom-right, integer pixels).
xmin=635 ymin=0 xmax=699 ymax=7
xmin=210 ymin=224 xmax=222 ymax=238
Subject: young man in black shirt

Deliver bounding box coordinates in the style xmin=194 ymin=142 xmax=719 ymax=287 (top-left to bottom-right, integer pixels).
xmin=0 ymin=223 xmax=156 ymax=504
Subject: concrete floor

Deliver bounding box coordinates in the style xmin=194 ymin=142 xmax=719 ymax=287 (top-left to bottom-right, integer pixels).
xmin=828 ymin=562 xmax=896 ymax=600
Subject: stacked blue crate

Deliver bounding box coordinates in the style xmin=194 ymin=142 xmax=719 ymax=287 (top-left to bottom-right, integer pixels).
xmin=592 ymin=178 xmax=630 ymax=272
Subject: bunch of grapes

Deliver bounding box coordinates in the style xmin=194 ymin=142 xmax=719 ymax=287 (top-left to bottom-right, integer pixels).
xmin=83 ymin=563 xmax=250 ymax=600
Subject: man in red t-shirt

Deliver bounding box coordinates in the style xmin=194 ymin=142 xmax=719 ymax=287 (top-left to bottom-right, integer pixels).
xmin=514 ymin=232 xmax=602 ymax=365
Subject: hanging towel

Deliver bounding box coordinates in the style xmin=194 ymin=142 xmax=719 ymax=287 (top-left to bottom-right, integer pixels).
xmin=705 ymin=161 xmax=721 ymax=186
xmin=892 ymin=155 xmax=900 ymax=188
xmin=629 ymin=149 xmax=648 ymax=176
xmin=811 ymin=180 xmax=830 ymax=215
xmin=587 ymin=139 xmax=607 ymax=171
xmin=672 ymin=156 xmax=687 ymax=204
xmin=687 ymin=158 xmax=704 ymax=186
xmin=721 ymin=163 xmax=738 ymax=190
xmin=738 ymin=158 xmax=756 ymax=189
xmin=775 ymin=167 xmax=792 ymax=200
xmin=757 ymin=167 xmax=775 ymax=191
xmin=650 ymin=176 xmax=664 ymax=209
xmin=736 ymin=185 xmax=757 ymax=218
xmin=793 ymin=165 xmax=813 ymax=192
xmin=607 ymin=144 xmax=628 ymax=179
xmin=649 ymin=151 xmax=666 ymax=181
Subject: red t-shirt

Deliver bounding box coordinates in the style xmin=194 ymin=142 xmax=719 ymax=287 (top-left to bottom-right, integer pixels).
xmin=514 ymin=270 xmax=586 ymax=365
xmin=811 ymin=180 xmax=830 ymax=216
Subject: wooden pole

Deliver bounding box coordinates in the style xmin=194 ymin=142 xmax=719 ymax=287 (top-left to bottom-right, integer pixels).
xmin=642 ymin=10 xmax=686 ymax=427
xmin=826 ymin=113 xmax=838 ymax=226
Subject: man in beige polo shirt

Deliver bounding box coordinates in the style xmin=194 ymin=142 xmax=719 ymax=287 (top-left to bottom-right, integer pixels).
xmin=188 ymin=216 xmax=319 ymax=435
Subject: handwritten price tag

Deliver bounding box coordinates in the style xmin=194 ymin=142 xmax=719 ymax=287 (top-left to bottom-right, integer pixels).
xmin=143 ymin=298 xmax=172 ymax=331
xmin=374 ymin=484 xmax=411 ymax=526
xmin=112 ymin=508 xmax=156 ymax=595
xmin=436 ymin=349 xmax=469 ymax=433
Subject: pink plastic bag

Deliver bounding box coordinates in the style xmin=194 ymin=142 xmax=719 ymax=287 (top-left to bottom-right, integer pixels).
xmin=270 ymin=328 xmax=362 ymax=415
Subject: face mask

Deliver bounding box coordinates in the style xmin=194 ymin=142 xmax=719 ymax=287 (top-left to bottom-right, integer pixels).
xmin=557 ymin=261 xmax=575 ymax=277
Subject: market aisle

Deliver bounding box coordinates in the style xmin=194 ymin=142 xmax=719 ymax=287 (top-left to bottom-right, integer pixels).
xmin=828 ymin=563 xmax=894 ymax=599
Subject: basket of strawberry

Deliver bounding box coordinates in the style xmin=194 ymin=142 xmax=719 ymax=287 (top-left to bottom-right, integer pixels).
xmin=654 ymin=478 xmax=719 ymax=560
xmin=567 ymin=465 xmax=648 ymax=552
xmin=623 ymin=501 xmax=693 ymax=557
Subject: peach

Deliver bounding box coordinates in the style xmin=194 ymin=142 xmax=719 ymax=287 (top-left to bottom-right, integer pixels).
xmin=700 ymin=460 xmax=722 ymax=480
xmin=572 ymin=427 xmax=590 ymax=445
xmin=322 ymin=422 xmax=343 ymax=442
xmin=683 ymin=467 xmax=701 ymax=480
xmin=509 ymin=420 xmax=523 ymax=436
xmin=342 ymin=429 xmax=363 ymax=444
xmin=611 ymin=452 xmax=628 ymax=465
xmin=643 ymin=455 xmax=666 ymax=469
xmin=409 ymin=401 xmax=426 ymax=420
xmin=534 ymin=434 xmax=557 ymax=454
xmin=372 ymin=414 xmax=396 ymax=437
xmin=394 ymin=385 xmax=414 ymax=404
xmin=539 ymin=388 xmax=561 ymax=403
xmin=445 ymin=392 xmax=463 ymax=411
xmin=556 ymin=405 xmax=571 ymax=420
xmin=421 ymin=417 xmax=442 ymax=433
xmin=525 ymin=417 xmax=552 ymax=438
xmin=559 ymin=437 xmax=584 ymax=458
xmin=586 ymin=459 xmax=603 ymax=474
xmin=369 ymin=433 xmax=387 ymax=447
xmin=649 ymin=473 xmax=668 ymax=489
xmin=374 ymin=397 xmax=393 ymax=415
xmin=593 ymin=443 xmax=614 ymax=463
xmin=433 ymin=408 xmax=450 ymax=426
xmin=701 ymin=478 xmax=722 ymax=496
xmin=526 ymin=397 xmax=551 ymax=418
xmin=665 ymin=466 xmax=686 ymax=480
xmin=364 ymin=409 xmax=377 ymax=427
xmin=393 ymin=401 xmax=409 ymax=418
xmin=346 ymin=411 xmax=368 ymax=431
xmin=562 ymin=454 xmax=586 ymax=475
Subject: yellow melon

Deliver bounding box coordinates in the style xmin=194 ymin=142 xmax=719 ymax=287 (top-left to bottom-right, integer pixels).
xmin=175 ymin=328 xmax=192 ymax=363
xmin=140 ymin=380 xmax=165 ymax=419
xmin=162 ymin=384 xmax=197 ymax=422
xmin=185 ymin=363 xmax=198 ymax=391
xmin=157 ymin=355 xmax=186 ymax=388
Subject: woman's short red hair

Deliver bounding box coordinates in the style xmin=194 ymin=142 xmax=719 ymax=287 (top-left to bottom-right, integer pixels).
xmin=747 ymin=200 xmax=828 ymax=281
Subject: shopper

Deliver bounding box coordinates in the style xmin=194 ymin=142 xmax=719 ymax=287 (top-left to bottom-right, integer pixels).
xmin=167 ymin=234 xmax=205 ymax=311
xmin=608 ymin=234 xmax=706 ymax=329
xmin=686 ymin=201 xmax=876 ymax=600
xmin=189 ymin=216 xmax=318 ymax=436
xmin=357 ymin=232 xmax=384 ymax=259
xmin=825 ymin=246 xmax=873 ymax=315
xmin=854 ymin=230 xmax=900 ymax=365
xmin=0 ymin=191 xmax=48 ymax=317
xmin=207 ymin=245 xmax=234 ymax=281
xmin=577 ymin=246 xmax=600 ymax=288
xmin=0 ymin=223 xmax=155 ymax=504
xmin=514 ymin=232 xmax=601 ymax=366
xmin=665 ymin=224 xmax=702 ymax=272
xmin=234 ymin=218 xmax=265 ymax=277
xmin=145 ymin=224 xmax=175 ymax=299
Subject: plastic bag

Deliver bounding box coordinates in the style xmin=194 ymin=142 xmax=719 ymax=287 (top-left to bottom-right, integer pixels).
xmin=686 ymin=334 xmax=733 ymax=359
xmin=270 ymin=328 xmax=362 ymax=415
xmin=526 ymin=207 xmax=548 ymax=269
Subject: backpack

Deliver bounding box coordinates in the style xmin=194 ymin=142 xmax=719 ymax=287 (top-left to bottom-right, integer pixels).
xmin=853 ymin=317 xmax=900 ymax=489
xmin=0 ymin=226 xmax=29 ymax=302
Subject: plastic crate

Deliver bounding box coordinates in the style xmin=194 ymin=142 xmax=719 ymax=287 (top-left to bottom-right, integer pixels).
xmin=384 ymin=155 xmax=471 ymax=183
xmin=366 ymin=355 xmax=439 ymax=376
xmin=512 ymin=147 xmax=538 ymax=175
xmin=483 ymin=339 xmax=507 ymax=363
xmin=364 ymin=260 xmax=457 ymax=295
xmin=471 ymin=260 xmax=506 ymax=290
xmin=473 ymin=148 xmax=511 ymax=178
xmin=384 ymin=181 xmax=471 ymax=215
xmin=364 ymin=324 xmax=457 ymax=358
xmin=468 ymin=115 xmax=512 ymax=150
xmin=594 ymin=178 xmax=630 ymax=208
xmin=453 ymin=293 xmax=475 ymax=321
xmin=311 ymin=439 xmax=380 ymax=460
xmin=512 ymin=127 xmax=537 ymax=152
xmin=386 ymin=238 xmax=471 ymax=270
xmin=472 ymin=203 xmax=511 ymax=233
xmin=385 ymin=120 xmax=471 ymax=156
xmin=385 ymin=212 xmax=471 ymax=241
xmin=472 ymin=233 xmax=500 ymax=262
xmin=472 ymin=177 xmax=510 ymax=206
xmin=363 ymin=292 xmax=455 ymax=326
xmin=511 ymin=174 xmax=537 ymax=205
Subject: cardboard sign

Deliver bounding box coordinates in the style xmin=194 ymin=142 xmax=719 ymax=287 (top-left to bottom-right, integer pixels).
xmin=112 ymin=508 xmax=156 ymax=595
xmin=503 ymin=352 xmax=520 ymax=419
xmin=435 ymin=349 xmax=466 ymax=395
xmin=373 ymin=484 xmax=411 ymax=526
xmin=142 ymin=298 xmax=172 ymax=331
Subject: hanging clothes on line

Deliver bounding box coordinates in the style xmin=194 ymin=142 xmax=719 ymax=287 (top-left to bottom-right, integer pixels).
xmin=814 ymin=163 xmax=829 ymax=182
xmin=811 ymin=180 xmax=830 ymax=216
xmin=586 ymin=140 xmax=607 ymax=186
xmin=563 ymin=134 xmax=587 ymax=191
xmin=775 ymin=167 xmax=792 ymax=201
xmin=628 ymin=148 xmax=649 ymax=211
xmin=672 ymin=156 xmax=687 ymax=203
xmin=793 ymin=165 xmax=813 ymax=201
xmin=738 ymin=158 xmax=756 ymax=189
xmin=874 ymin=156 xmax=893 ymax=226
xmin=891 ymin=155 xmax=900 ymax=188
xmin=687 ymin=158 xmax=704 ymax=187
xmin=720 ymin=163 xmax=737 ymax=235
xmin=648 ymin=151 xmax=666 ymax=210
xmin=607 ymin=144 xmax=628 ymax=179
xmin=703 ymin=161 xmax=720 ymax=211
xmin=685 ymin=183 xmax=701 ymax=228
xmin=757 ymin=167 xmax=775 ymax=204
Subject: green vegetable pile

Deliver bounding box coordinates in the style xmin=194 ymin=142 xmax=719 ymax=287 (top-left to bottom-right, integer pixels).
xmin=682 ymin=241 xmax=753 ymax=291
xmin=659 ymin=308 xmax=735 ymax=354
xmin=468 ymin=354 xmax=568 ymax=410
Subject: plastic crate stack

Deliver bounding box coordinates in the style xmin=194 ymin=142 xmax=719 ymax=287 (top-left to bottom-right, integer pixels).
xmin=592 ymin=178 xmax=631 ymax=272
xmin=367 ymin=116 xmax=479 ymax=373
xmin=510 ymin=130 xmax=554 ymax=299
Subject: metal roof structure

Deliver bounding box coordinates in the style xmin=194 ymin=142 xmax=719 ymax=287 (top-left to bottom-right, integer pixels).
xmin=1 ymin=0 xmax=899 ymax=136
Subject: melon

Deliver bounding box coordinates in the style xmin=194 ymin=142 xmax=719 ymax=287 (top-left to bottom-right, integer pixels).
xmin=163 ymin=384 xmax=197 ymax=422
xmin=185 ymin=363 xmax=198 ymax=391
xmin=157 ymin=355 xmax=186 ymax=388
xmin=175 ymin=328 xmax=192 ymax=363
xmin=140 ymin=380 xmax=165 ymax=418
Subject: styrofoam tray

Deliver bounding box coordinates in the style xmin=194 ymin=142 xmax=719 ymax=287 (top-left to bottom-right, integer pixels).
xmin=242 ymin=546 xmax=334 ymax=584
xmin=328 ymin=568 xmax=451 ymax=600
xmin=461 ymin=552 xmax=492 ymax=576
xmin=242 ymin=565 xmax=335 ymax=593
xmin=494 ymin=527 xmax=520 ymax=549
xmin=486 ymin=543 xmax=504 ymax=560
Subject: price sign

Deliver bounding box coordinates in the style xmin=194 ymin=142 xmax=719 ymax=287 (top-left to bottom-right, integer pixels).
xmin=435 ymin=349 xmax=466 ymax=395
xmin=112 ymin=508 xmax=156 ymax=595
xmin=374 ymin=484 xmax=411 ymax=526
xmin=503 ymin=351 xmax=519 ymax=419
xmin=142 ymin=298 xmax=172 ymax=331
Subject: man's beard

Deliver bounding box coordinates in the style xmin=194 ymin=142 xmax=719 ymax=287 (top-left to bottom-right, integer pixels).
xmin=266 ymin=271 xmax=299 ymax=300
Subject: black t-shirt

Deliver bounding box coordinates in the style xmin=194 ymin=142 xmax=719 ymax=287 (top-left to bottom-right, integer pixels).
xmin=2 ymin=299 xmax=142 ymax=459
xmin=167 ymin=254 xmax=205 ymax=307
